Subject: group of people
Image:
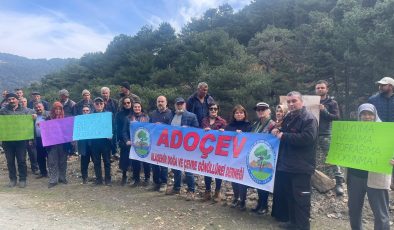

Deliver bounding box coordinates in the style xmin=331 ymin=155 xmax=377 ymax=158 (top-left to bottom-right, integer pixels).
xmin=1 ymin=78 xmax=393 ymax=230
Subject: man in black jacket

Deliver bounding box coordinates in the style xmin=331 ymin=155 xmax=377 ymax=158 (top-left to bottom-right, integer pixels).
xmin=315 ymin=80 xmax=343 ymax=195
xmin=0 ymin=93 xmax=34 ymax=188
xmin=272 ymin=91 xmax=318 ymax=230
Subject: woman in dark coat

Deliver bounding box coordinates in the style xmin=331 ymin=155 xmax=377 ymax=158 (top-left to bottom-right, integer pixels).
xmin=115 ymin=97 xmax=133 ymax=185
xmin=225 ymin=104 xmax=251 ymax=210
xmin=123 ymin=101 xmax=150 ymax=186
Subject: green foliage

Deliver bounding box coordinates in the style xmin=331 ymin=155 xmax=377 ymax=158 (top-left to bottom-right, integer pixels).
xmin=26 ymin=0 xmax=394 ymax=119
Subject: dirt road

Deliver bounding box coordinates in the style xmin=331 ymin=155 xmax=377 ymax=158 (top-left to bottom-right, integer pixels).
xmin=0 ymin=154 xmax=390 ymax=230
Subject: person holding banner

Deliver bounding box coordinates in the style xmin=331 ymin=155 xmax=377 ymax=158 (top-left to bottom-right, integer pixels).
xmin=201 ymin=102 xmax=227 ymax=202
xmin=46 ymin=102 xmax=69 ymax=188
xmin=124 ymin=101 xmax=151 ymax=187
xmin=271 ymin=91 xmax=318 ymax=230
xmin=250 ymin=102 xmax=276 ymax=215
xmin=78 ymin=105 xmax=93 ymax=184
xmin=116 ymin=97 xmax=133 ymax=186
xmin=149 ymin=96 xmax=173 ymax=192
xmin=347 ymin=103 xmax=391 ymax=230
xmin=91 ymin=97 xmax=113 ymax=186
xmin=0 ymin=93 xmax=34 ymax=188
xmin=225 ymin=104 xmax=251 ymax=210
xmin=166 ymin=97 xmax=199 ymax=201
xmin=34 ymin=102 xmax=50 ymax=179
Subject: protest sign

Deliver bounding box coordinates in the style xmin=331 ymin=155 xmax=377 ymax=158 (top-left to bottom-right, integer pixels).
xmin=129 ymin=123 xmax=280 ymax=192
xmin=0 ymin=115 xmax=33 ymax=141
xmin=326 ymin=121 xmax=394 ymax=174
xmin=73 ymin=112 xmax=112 ymax=140
xmin=280 ymin=95 xmax=320 ymax=123
xmin=40 ymin=117 xmax=74 ymax=146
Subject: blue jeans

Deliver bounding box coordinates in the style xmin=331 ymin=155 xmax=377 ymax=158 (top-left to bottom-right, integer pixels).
xmin=173 ymin=169 xmax=194 ymax=192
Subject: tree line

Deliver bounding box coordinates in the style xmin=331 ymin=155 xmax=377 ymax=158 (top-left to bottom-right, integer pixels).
xmin=29 ymin=0 xmax=394 ymax=119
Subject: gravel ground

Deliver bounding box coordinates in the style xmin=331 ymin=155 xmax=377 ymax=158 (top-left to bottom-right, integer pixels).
xmin=0 ymin=151 xmax=392 ymax=230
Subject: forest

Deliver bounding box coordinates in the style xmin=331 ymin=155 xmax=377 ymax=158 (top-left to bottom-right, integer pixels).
xmin=29 ymin=0 xmax=394 ymax=119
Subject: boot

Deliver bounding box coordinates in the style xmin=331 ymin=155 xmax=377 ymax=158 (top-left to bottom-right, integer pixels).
xmin=121 ymin=175 xmax=127 ymax=186
xmin=251 ymin=200 xmax=262 ymax=212
xmin=203 ymin=191 xmax=211 ymax=201
xmin=335 ymin=176 xmax=344 ymax=196
xmin=212 ymin=191 xmax=221 ymax=203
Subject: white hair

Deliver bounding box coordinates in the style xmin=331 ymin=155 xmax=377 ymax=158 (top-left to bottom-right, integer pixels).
xmin=101 ymin=87 xmax=110 ymax=93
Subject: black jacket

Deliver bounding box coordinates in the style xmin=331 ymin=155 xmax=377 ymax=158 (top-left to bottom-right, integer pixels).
xmin=277 ymin=107 xmax=318 ymax=174
xmin=319 ymin=96 xmax=340 ymax=135
xmin=225 ymin=120 xmax=251 ymax=132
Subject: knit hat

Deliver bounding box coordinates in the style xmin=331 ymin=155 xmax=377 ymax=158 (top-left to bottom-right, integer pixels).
xmin=59 ymin=89 xmax=69 ymax=97
xmin=81 ymin=89 xmax=90 ymax=96
xmin=120 ymin=82 xmax=130 ymax=90
xmin=5 ymin=93 xmax=18 ymax=99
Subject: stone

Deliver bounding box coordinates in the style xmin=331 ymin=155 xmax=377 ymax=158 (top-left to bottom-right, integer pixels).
xmin=311 ymin=170 xmax=335 ymax=193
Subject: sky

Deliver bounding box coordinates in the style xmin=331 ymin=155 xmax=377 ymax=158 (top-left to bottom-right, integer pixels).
xmin=0 ymin=0 xmax=251 ymax=59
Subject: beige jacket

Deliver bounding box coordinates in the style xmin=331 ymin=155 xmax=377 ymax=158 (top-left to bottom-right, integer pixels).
xmin=367 ymin=172 xmax=392 ymax=190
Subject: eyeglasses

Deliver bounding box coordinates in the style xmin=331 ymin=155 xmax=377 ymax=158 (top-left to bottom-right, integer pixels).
xmin=209 ymin=107 xmax=218 ymax=111
xmin=123 ymin=101 xmax=131 ymax=105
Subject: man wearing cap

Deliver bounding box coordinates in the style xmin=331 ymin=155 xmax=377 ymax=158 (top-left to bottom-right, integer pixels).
xmin=166 ymin=97 xmax=199 ymax=201
xmin=59 ymin=89 xmax=76 ymax=117
xmin=186 ymin=82 xmax=214 ymax=126
xmin=368 ymin=76 xmax=394 ymax=189
xmin=250 ymin=102 xmax=276 ymax=215
xmin=314 ymin=80 xmax=343 ymax=195
xmin=271 ymin=91 xmax=318 ymax=230
xmin=28 ymin=91 xmax=49 ymax=111
xmin=118 ymin=82 xmax=140 ymax=109
xmin=73 ymin=89 xmax=94 ymax=116
xmin=0 ymin=93 xmax=34 ymax=188
xmin=90 ymin=97 xmax=112 ymax=186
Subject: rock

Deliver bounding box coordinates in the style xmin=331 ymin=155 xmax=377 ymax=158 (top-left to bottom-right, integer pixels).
xmin=248 ymin=193 xmax=258 ymax=200
xmin=311 ymin=170 xmax=335 ymax=193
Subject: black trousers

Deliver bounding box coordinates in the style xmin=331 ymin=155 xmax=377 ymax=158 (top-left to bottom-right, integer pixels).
xmin=271 ymin=171 xmax=290 ymax=222
xmin=119 ymin=144 xmax=131 ymax=172
xmin=26 ymin=141 xmax=38 ymax=172
xmin=232 ymin=182 xmax=247 ymax=202
xmin=256 ymin=189 xmax=269 ymax=209
xmin=278 ymin=171 xmax=312 ymax=230
xmin=91 ymin=140 xmax=111 ymax=182
xmin=80 ymin=146 xmax=92 ymax=180
xmin=152 ymin=165 xmax=168 ymax=185
xmin=35 ymin=137 xmax=48 ymax=176
xmin=3 ymin=141 xmax=27 ymax=182
xmin=132 ymin=160 xmax=150 ymax=182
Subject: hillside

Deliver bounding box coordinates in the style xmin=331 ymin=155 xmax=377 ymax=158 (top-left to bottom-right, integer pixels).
xmin=0 ymin=53 xmax=73 ymax=92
